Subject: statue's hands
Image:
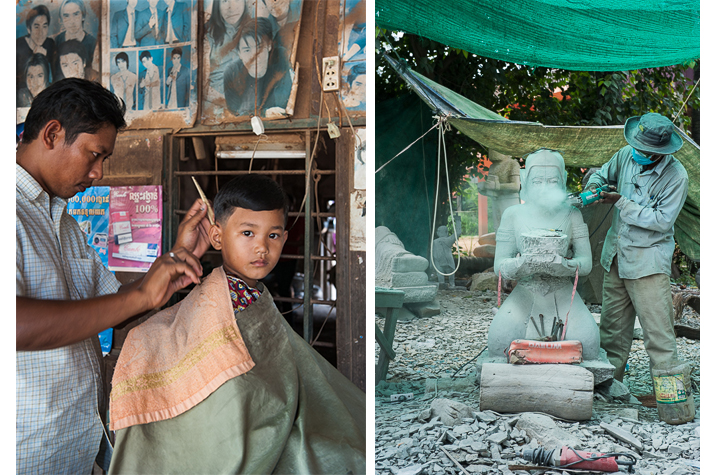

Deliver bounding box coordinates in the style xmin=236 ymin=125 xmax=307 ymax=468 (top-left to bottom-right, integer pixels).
xmin=544 ymin=254 xmax=578 ymax=277
xmin=500 ymin=254 xmax=532 ymax=280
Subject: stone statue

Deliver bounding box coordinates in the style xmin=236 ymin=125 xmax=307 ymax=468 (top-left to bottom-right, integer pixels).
xmin=431 ymin=217 xmax=461 ymax=289
xmin=477 ymin=149 xmax=521 ymax=231
xmin=375 ymin=226 xmax=437 ymax=304
xmin=486 ymin=148 xmax=601 ymax=362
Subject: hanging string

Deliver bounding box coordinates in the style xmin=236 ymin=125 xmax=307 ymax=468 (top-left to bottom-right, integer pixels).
xmin=248 ymin=134 xmax=267 ymax=173
xmin=672 ymin=77 xmax=700 ymax=123
xmin=375 ymin=119 xmax=440 ymax=174
xmin=429 ymin=115 xmax=461 ymax=278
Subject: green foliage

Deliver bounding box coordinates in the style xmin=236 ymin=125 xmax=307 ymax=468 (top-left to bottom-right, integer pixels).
xmin=376 ymin=28 xmax=700 ymax=197
xmin=672 ymin=242 xmax=699 ymax=287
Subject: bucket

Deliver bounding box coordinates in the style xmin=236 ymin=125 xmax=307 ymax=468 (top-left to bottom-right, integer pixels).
xmin=652 ymin=361 xmax=696 ymax=425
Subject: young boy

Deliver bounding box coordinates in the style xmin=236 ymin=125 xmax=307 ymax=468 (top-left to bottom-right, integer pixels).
xmin=108 ymin=175 xmax=366 ymax=474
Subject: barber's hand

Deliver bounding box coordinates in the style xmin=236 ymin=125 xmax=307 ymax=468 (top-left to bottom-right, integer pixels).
xmin=137 ymin=248 xmax=203 ymax=309
xmin=173 ymin=199 xmax=212 ymax=259
xmin=598 ymin=191 xmax=622 ymax=205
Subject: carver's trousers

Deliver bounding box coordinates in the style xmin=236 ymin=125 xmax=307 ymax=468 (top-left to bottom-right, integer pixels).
xmin=599 ymin=256 xmax=678 ymax=382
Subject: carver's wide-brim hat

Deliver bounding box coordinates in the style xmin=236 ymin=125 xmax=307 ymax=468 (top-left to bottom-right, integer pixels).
xmin=624 ymin=113 xmax=683 ymax=155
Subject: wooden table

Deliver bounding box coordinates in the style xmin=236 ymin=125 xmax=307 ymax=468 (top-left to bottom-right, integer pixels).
xmin=375 ymin=287 xmax=405 ymax=384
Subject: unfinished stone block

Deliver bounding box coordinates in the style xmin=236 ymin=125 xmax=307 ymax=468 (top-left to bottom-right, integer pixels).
xmin=406 ymin=299 xmax=440 ymax=318
xmin=471 ymin=272 xmax=498 ymax=292
xmin=390 ymin=272 xmax=429 ymax=288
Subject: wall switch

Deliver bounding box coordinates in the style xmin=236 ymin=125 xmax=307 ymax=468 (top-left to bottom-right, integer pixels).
xmin=322 ymin=56 xmax=340 ymax=91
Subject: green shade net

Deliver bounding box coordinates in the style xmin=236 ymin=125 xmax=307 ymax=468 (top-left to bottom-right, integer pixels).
xmin=375 ymin=93 xmax=438 ymax=260
xmin=375 ymin=0 xmax=699 ymax=72
xmin=383 ymin=56 xmax=700 ymax=261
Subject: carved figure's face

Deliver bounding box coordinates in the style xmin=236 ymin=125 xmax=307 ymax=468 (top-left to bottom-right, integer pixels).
xmin=116 ymin=57 xmax=128 ymax=71
xmin=525 ymin=166 xmax=566 ymax=207
xmin=172 ymin=53 xmax=181 ymax=67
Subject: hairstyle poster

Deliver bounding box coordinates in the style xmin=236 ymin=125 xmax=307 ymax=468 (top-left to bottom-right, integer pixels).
xmin=16 ymin=0 xmax=101 ymax=123
xmin=339 ymin=0 xmax=365 ymax=114
xmin=102 ymin=0 xmax=198 ymax=128
xmin=201 ymin=0 xmax=303 ymax=125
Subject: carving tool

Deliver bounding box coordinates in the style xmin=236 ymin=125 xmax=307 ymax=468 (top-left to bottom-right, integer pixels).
xmin=568 ymin=184 xmax=611 ymax=207
xmin=521 ymin=446 xmax=636 ymax=472
xmin=191 ymin=176 xmax=215 ymax=225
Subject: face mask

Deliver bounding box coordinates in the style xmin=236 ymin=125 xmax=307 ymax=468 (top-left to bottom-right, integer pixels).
xmin=631 ymin=148 xmax=655 ymax=166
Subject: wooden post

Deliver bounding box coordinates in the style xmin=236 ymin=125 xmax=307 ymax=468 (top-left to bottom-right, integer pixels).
xmin=478 ymin=193 xmax=488 ymax=236
xmin=335 ymin=128 xmax=366 ymax=391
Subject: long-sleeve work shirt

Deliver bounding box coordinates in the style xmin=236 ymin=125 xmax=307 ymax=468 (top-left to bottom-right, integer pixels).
xmin=586 ymin=145 xmax=688 ymax=279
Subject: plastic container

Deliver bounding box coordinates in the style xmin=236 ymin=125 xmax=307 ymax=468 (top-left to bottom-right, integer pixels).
xmin=652 ymin=361 xmax=696 ymax=425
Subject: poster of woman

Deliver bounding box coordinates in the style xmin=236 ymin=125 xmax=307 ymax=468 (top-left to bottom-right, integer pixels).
xmin=202 ymin=0 xmax=303 ymax=124
xmin=338 ymin=0 xmax=365 ymax=114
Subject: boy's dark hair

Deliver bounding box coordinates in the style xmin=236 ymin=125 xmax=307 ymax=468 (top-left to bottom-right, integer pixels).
xmin=171 ymin=47 xmax=183 ymax=58
xmin=22 ymin=78 xmax=127 ymax=146
xmin=214 ymin=174 xmax=289 ymax=225
xmin=139 ymin=50 xmax=152 ymax=62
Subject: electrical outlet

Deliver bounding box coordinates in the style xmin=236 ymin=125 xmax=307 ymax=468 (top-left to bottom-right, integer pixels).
xmin=322 ymin=56 xmax=340 ymax=91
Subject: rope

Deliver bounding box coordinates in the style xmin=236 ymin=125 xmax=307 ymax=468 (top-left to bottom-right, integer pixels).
xmin=375 ymin=120 xmax=440 ymax=174
xmin=672 ymin=77 xmax=700 ymax=123
xmin=248 ymin=134 xmax=267 ymax=173
xmin=560 ymin=266 xmax=579 ymax=341
xmin=428 ymin=116 xmax=461 ymax=278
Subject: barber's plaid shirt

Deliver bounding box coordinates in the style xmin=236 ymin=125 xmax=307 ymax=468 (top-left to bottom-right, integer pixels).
xmin=16 ymin=163 xmax=120 ymax=474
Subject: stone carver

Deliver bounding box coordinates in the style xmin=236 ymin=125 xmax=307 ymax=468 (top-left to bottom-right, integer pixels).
xmin=585 ymin=112 xmax=688 ymax=382
xmin=487 ymin=148 xmax=601 ymax=361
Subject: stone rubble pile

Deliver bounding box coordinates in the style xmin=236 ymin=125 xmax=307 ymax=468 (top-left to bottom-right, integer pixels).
xmin=376 ymin=289 xmax=700 ymax=475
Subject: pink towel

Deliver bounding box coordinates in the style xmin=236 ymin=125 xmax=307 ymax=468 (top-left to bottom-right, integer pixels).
xmin=110 ymin=267 xmax=255 ymax=431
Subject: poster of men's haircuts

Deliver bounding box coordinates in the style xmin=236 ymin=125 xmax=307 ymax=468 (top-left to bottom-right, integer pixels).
xmin=16 ymin=0 xmax=101 ymax=123
xmin=201 ymin=0 xmax=303 ymax=125
xmin=102 ymin=0 xmax=198 ymax=128
xmin=339 ymin=0 xmax=365 ymax=114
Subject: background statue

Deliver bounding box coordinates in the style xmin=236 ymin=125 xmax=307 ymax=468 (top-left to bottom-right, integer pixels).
xmin=477 ymin=149 xmax=521 ymax=231
xmin=431 ymin=216 xmax=461 ymax=289
xmin=487 ymin=149 xmax=600 ymax=362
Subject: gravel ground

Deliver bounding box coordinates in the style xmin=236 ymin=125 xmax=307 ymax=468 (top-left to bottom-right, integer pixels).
xmin=375 ymin=286 xmax=700 ymax=475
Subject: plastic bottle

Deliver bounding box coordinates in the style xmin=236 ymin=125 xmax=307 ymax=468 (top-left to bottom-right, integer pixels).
xmin=652 ymin=360 xmax=696 ymax=425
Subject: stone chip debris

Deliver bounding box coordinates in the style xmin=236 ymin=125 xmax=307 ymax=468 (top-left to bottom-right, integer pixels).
xmin=376 ymin=288 xmax=700 ymax=475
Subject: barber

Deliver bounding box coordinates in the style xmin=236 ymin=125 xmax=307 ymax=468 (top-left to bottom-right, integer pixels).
xmin=585 ymin=112 xmax=688 ymax=383
xmin=16 ymin=78 xmax=211 ymax=473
